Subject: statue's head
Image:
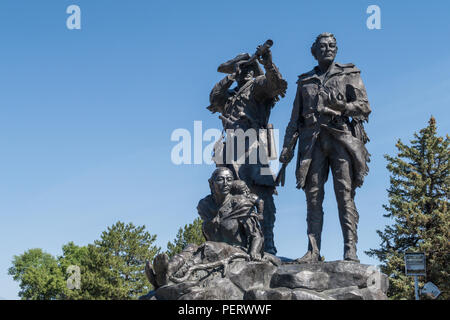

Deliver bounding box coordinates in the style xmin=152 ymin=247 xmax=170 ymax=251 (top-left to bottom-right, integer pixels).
xmin=208 ymin=167 xmax=234 ymax=197
xmin=311 ymin=32 xmax=338 ymax=64
xmin=235 ymin=65 xmax=254 ymax=86
xmin=217 ymin=53 xmax=263 ymax=87
xmin=230 ymin=180 xmax=250 ymax=197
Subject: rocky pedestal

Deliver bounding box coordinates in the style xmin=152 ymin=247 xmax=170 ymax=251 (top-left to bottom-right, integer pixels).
xmin=141 ymin=242 xmax=388 ymax=300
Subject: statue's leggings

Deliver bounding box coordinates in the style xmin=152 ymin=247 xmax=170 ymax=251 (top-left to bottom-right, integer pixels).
xmin=302 ymin=130 xmax=359 ymax=256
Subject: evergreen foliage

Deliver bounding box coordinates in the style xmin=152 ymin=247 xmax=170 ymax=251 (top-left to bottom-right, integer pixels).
xmin=366 ymin=117 xmax=449 ymax=299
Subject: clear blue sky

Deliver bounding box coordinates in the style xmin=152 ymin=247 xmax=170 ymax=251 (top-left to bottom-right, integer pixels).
xmin=0 ymin=0 xmax=449 ymax=299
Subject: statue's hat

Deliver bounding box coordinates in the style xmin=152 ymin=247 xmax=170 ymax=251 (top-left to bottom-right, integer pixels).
xmin=217 ymin=53 xmax=263 ymax=77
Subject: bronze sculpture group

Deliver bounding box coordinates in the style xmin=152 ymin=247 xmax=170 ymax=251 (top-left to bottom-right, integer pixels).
xmin=147 ymin=34 xmax=371 ymax=287
xmin=205 ymin=32 xmax=371 ymax=263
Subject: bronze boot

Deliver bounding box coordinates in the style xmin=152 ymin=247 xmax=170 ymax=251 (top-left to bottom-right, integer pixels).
xmin=343 ymin=230 xmax=360 ymax=262
xmin=295 ymin=234 xmax=321 ymax=263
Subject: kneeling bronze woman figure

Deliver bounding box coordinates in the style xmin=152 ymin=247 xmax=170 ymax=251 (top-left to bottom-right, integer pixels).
xmin=145 ymin=168 xmax=268 ymax=290
xmin=197 ymin=167 xmax=264 ymax=260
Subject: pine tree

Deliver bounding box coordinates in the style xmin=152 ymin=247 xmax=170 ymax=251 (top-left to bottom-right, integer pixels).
xmin=58 ymin=242 xmax=128 ymax=300
xmin=366 ymin=117 xmax=449 ymax=300
xmin=93 ymin=221 xmax=161 ymax=299
xmin=166 ymin=217 xmax=205 ymax=258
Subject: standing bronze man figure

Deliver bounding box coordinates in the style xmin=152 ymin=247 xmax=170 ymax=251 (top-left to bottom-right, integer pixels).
xmin=208 ymin=40 xmax=287 ymax=255
xmin=280 ymin=33 xmax=371 ymax=262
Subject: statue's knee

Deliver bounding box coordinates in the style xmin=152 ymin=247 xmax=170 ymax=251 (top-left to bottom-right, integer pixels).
xmin=335 ymin=187 xmax=354 ymax=206
xmin=306 ymin=193 xmax=324 ymax=212
xmin=307 ymin=214 xmax=323 ymax=226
